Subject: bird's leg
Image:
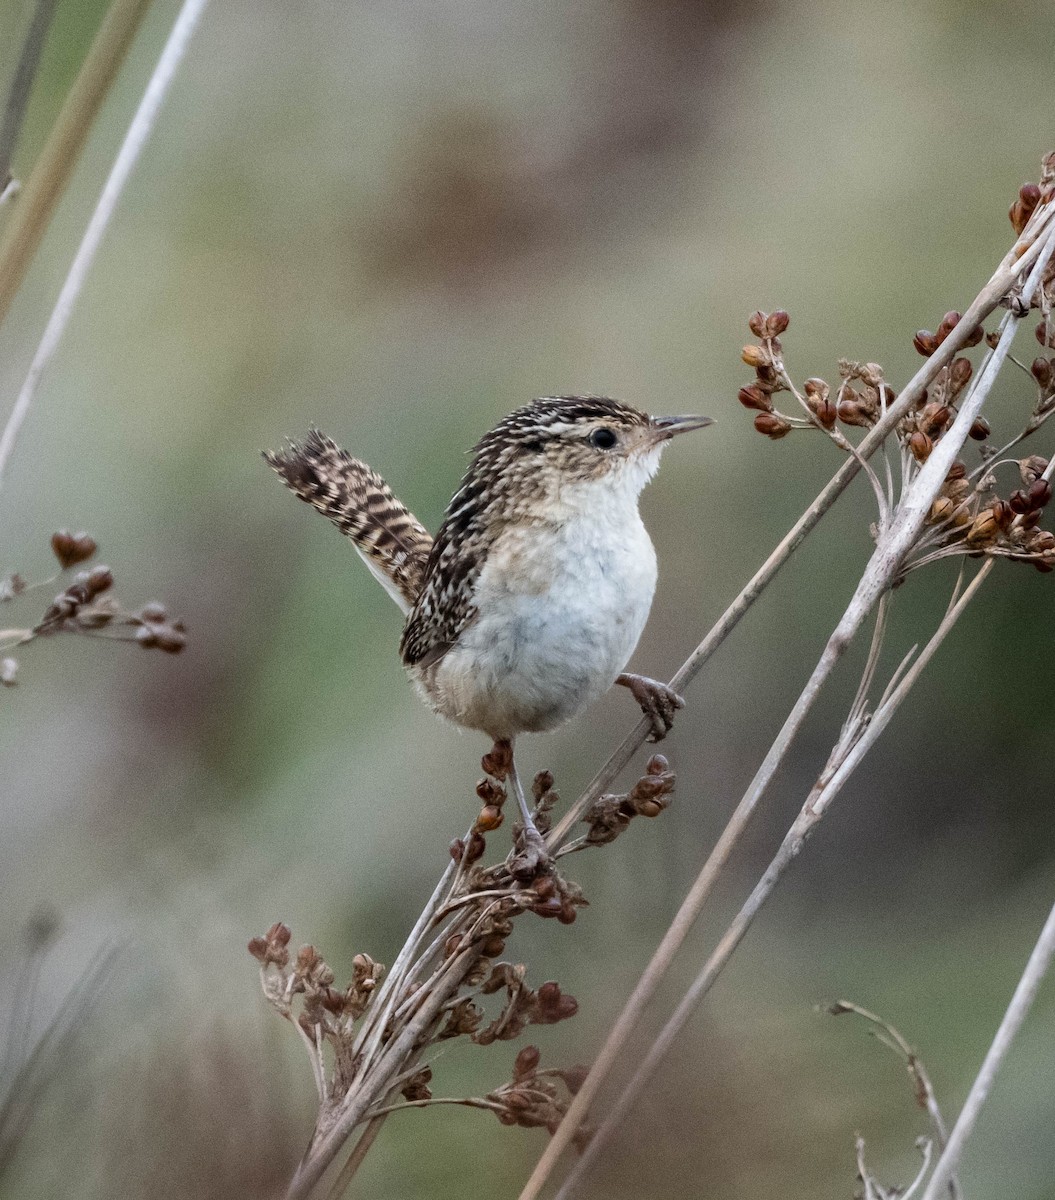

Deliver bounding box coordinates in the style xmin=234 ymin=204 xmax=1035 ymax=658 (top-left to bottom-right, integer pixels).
xmin=505 ymin=740 xmax=549 ymax=879
xmin=615 ymin=672 xmax=685 ymax=742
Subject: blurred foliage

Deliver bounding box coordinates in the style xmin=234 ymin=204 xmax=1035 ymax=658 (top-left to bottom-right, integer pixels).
xmin=1 ymin=0 xmax=1055 ymax=1197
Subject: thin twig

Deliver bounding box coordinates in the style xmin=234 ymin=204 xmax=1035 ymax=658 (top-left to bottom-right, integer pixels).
xmin=0 ymin=0 xmax=60 ymax=188
xmin=829 ymin=1000 xmax=959 ymax=1200
xmin=524 ymin=213 xmax=1055 ymax=1200
xmin=0 ymin=0 xmax=153 ymax=330
xmin=0 ymin=0 xmax=211 ymax=494
xmin=918 ymin=896 xmax=1055 ymax=1200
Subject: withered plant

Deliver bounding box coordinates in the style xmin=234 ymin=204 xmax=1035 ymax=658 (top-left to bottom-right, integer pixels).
xmin=254 ymin=154 xmax=1055 ymax=1200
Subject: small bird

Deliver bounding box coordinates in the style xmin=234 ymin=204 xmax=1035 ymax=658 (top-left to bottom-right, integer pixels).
xmin=265 ymin=396 xmax=711 ymax=861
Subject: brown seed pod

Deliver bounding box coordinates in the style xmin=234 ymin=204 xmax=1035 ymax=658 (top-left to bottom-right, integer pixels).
xmin=968 ymin=417 xmax=991 ymax=441
xmin=741 ymin=344 xmax=769 ymax=369
xmin=474 ymin=805 xmax=504 ymax=832
xmin=1009 ymin=489 xmax=1033 ymax=516
xmin=928 ymin=497 xmax=955 ymax=524
xmin=965 ymin=508 xmax=999 ymax=546
xmin=837 ymin=399 xmax=871 ymax=428
xmin=737 ymin=384 xmax=772 ymax=412
xmin=1031 ymin=358 xmax=1053 ymax=389
xmin=753 ymin=412 xmax=791 ymax=439
xmin=748 ymin=311 xmax=767 ymax=338
xmin=920 ymin=403 xmax=951 ymax=435
xmin=992 ymin=499 xmax=1014 ymax=531
xmin=86 ymin=565 xmax=114 ymax=596
xmin=937 ymin=311 xmax=961 ymax=339
xmin=909 ymin=431 xmax=933 ymax=463
xmin=1028 ymin=478 xmax=1053 ymax=509
xmin=949 ymin=357 xmax=973 ymax=392
xmin=50 ymin=530 xmax=97 ymax=570
xmin=808 ymin=397 xmax=838 ymax=429
xmin=766 ymin=309 xmax=790 ymax=337
xmin=1036 ymin=322 xmax=1055 ymax=349
xmin=913 ymin=331 xmax=938 ymax=357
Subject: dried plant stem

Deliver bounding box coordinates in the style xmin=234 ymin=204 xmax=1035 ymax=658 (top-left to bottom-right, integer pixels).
xmin=547 ymin=206 xmax=1055 ymax=852
xmin=0 ymin=0 xmax=210 ymax=496
xmin=918 ymin=896 xmax=1055 ymax=1200
xmin=0 ymin=0 xmax=60 ymax=187
xmin=554 ymin=562 xmax=993 ymax=1200
xmin=522 ymin=212 xmax=1055 ymax=1200
xmin=324 ymin=1114 xmax=386 ymax=1200
xmin=832 ymin=1001 xmax=960 ymax=1200
xmin=285 ymin=923 xmax=489 ymax=1199
xmin=0 ymin=0 xmax=152 ymax=329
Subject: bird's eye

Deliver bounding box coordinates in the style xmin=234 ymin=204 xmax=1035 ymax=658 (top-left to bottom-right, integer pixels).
xmin=589 ymin=427 xmax=618 ymax=450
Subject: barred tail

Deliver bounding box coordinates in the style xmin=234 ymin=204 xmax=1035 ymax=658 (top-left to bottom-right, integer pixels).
xmin=264 ymin=429 xmax=433 ymax=613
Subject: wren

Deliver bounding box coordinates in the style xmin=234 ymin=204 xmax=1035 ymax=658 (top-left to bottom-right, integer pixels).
xmin=266 ymin=396 xmax=711 ymax=861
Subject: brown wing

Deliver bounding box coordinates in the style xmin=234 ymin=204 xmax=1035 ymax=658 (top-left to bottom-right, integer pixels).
xmin=265 ymin=430 xmax=432 ymax=612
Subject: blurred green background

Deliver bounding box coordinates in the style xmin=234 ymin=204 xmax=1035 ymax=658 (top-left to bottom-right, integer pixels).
xmin=1 ymin=0 xmax=1054 ymax=1196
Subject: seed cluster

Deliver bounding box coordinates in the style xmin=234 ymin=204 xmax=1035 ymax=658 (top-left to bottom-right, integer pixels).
xmin=735 ymin=156 xmax=1055 ymax=580
xmin=1 ymin=529 xmax=186 ymax=686
xmin=252 ymin=746 xmax=678 ymax=1152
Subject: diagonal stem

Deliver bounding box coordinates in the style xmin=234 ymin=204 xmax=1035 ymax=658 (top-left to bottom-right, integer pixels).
xmin=918 ymin=897 xmax=1055 ymax=1200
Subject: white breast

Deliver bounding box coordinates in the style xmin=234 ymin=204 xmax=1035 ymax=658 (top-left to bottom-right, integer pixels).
xmin=421 ymin=453 xmax=661 ymax=739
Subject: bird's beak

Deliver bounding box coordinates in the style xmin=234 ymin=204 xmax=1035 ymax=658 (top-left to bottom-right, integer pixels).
xmin=648 ymin=414 xmax=715 ymax=444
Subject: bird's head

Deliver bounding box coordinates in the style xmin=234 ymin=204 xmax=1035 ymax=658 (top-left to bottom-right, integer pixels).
xmin=470 ymin=396 xmax=712 ymax=508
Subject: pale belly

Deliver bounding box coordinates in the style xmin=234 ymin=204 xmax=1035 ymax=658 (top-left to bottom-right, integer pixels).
xmin=415 ymin=513 xmax=658 ymax=739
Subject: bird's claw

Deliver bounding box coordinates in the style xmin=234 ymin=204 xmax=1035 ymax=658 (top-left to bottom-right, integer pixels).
xmin=616 ymin=672 xmax=685 ymax=742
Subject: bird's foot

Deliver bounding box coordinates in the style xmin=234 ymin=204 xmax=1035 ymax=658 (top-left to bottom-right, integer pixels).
xmin=616 ymin=672 xmax=684 ymax=742
xmin=509 ymin=823 xmax=550 ymax=881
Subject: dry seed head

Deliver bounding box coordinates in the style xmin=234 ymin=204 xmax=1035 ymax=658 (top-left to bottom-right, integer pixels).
xmin=965 ymin=509 xmax=999 ymax=546
xmin=909 ymin=432 xmax=933 ymax=464
xmin=741 ymin=344 xmax=769 ymax=369
xmin=737 ymin=384 xmax=772 ymax=412
xmin=949 ymin=357 xmax=973 ymax=393
xmin=754 ymin=412 xmax=791 ymax=439
xmin=913 ymin=331 xmax=938 ymax=357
